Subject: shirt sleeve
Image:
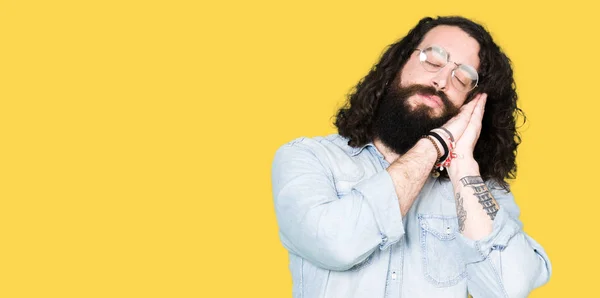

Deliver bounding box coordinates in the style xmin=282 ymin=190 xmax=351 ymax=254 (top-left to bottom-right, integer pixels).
xmin=271 ymin=138 xmax=404 ymax=271
xmin=455 ymin=185 xmax=552 ymax=297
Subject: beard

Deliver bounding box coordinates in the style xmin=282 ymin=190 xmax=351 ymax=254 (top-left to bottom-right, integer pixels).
xmin=372 ymin=83 xmax=460 ymax=155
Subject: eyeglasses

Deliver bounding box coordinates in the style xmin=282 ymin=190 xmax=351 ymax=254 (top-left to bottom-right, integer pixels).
xmin=415 ymin=45 xmax=479 ymax=92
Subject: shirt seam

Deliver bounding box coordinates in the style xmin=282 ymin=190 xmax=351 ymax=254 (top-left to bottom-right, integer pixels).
xmin=486 ymin=255 xmax=509 ymax=298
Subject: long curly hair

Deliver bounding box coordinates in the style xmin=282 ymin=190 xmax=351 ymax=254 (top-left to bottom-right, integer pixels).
xmin=334 ymin=16 xmax=525 ymax=187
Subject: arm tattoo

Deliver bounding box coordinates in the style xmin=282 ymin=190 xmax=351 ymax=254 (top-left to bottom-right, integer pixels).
xmin=456 ymin=192 xmax=467 ymax=232
xmin=460 ymin=175 xmax=499 ymax=220
xmin=459 ymin=176 xmax=484 ymax=186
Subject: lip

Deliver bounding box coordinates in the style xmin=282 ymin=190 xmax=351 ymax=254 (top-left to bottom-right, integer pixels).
xmin=417 ymin=93 xmax=442 ymax=108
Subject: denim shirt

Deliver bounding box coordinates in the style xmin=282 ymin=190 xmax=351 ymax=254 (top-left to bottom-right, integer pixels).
xmin=271 ymin=134 xmax=551 ymax=298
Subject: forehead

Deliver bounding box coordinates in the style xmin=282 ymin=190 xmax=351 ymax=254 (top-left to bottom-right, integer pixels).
xmin=418 ymin=25 xmax=480 ymax=69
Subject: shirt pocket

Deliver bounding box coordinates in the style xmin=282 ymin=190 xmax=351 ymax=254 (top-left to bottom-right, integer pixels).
xmin=418 ymin=214 xmax=467 ymax=287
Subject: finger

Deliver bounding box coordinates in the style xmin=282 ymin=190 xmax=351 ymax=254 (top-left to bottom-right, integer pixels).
xmin=460 ymin=93 xmax=482 ymax=112
xmin=455 ymin=95 xmax=481 ymax=122
xmin=464 ymin=94 xmax=487 ymax=138
xmin=444 ymin=95 xmax=480 ymax=125
xmin=452 ymin=96 xmax=480 ymax=126
xmin=470 ymin=94 xmax=487 ymax=123
xmin=441 ymin=98 xmax=479 ymax=140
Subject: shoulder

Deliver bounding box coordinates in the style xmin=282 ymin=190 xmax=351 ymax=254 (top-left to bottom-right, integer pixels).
xmin=276 ymin=134 xmax=355 ymax=155
xmin=272 ymin=134 xmax=364 ymax=174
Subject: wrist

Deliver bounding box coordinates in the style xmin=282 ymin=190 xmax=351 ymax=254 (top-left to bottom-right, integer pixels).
xmin=417 ymin=138 xmax=441 ymax=157
xmin=448 ymin=157 xmax=480 ymax=180
xmin=427 ymin=131 xmax=450 ymax=163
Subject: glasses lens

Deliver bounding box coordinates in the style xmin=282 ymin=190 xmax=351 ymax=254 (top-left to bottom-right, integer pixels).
xmin=452 ymin=64 xmax=479 ymax=91
xmin=419 ymin=46 xmax=448 ymax=72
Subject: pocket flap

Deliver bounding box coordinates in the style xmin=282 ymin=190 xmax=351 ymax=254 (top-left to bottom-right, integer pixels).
xmin=418 ymin=215 xmax=459 ymax=241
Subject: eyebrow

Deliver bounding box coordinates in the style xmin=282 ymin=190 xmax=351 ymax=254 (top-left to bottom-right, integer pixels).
xmin=446 ymin=52 xmax=466 ymax=67
xmin=423 ymin=44 xmax=474 ymax=67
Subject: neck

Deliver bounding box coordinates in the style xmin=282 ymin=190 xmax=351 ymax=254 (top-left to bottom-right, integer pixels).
xmin=373 ymin=138 xmax=400 ymax=164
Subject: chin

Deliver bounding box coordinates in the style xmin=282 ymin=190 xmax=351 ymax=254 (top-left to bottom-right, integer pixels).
xmin=428 ymin=108 xmax=444 ymax=119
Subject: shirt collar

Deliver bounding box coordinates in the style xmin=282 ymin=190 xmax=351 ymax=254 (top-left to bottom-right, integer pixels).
xmin=350 ymin=142 xmax=388 ymax=167
xmin=350 ymin=142 xmax=380 ymax=156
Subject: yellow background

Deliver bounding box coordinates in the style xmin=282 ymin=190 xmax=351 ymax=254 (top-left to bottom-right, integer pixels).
xmin=1 ymin=0 xmax=596 ymax=297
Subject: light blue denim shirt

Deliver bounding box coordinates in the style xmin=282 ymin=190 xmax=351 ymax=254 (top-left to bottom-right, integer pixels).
xmin=271 ymin=134 xmax=551 ymax=298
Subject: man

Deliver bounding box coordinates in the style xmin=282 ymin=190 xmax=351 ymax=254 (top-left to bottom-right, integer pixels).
xmin=271 ymin=16 xmax=551 ymax=297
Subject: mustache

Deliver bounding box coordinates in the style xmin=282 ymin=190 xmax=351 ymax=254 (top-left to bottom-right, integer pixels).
xmin=392 ymin=84 xmax=453 ymax=109
xmin=373 ymin=83 xmax=457 ymax=156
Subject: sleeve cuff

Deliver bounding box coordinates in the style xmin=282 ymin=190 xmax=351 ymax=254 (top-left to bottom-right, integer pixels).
xmin=455 ymin=207 xmax=521 ymax=264
xmin=352 ymin=170 xmax=404 ymax=250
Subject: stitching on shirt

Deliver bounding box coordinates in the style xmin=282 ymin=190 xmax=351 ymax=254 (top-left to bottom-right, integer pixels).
xmin=384 ymin=246 xmax=393 ymax=297
xmin=486 ymin=254 xmax=509 ymax=298
xmin=300 ymin=257 xmax=303 ymax=298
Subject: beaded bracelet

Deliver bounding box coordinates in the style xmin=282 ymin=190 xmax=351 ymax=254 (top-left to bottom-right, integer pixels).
xmin=429 ymin=129 xmax=456 ymax=171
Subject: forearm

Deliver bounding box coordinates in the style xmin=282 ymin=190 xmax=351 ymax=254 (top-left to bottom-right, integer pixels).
xmin=386 ymin=138 xmax=438 ymax=216
xmin=273 ymin=140 xmax=405 ymax=270
xmin=449 ymin=160 xmax=552 ymax=295
xmin=449 ymin=158 xmax=499 ymax=240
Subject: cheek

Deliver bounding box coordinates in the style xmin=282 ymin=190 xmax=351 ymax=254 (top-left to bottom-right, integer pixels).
xmin=448 ymin=93 xmax=468 ymax=109
xmin=399 ymin=72 xmax=414 ymax=87
xmin=399 ymin=65 xmax=422 ymax=87
xmin=399 ymin=60 xmax=433 ymax=87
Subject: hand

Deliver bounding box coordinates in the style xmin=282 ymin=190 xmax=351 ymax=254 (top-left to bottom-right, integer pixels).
xmin=439 ymin=93 xmax=486 ymax=142
xmin=452 ymin=93 xmax=487 ymax=160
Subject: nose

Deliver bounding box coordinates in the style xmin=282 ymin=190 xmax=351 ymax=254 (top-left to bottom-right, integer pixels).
xmin=430 ymin=65 xmax=453 ymax=91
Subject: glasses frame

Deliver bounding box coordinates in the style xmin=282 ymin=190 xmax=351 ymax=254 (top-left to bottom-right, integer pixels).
xmin=414 ymin=46 xmax=479 ymax=92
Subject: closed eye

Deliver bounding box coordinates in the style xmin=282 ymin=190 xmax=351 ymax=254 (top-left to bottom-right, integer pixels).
xmin=454 ymin=76 xmax=467 ymax=86
xmin=425 ymin=61 xmax=443 ymax=68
